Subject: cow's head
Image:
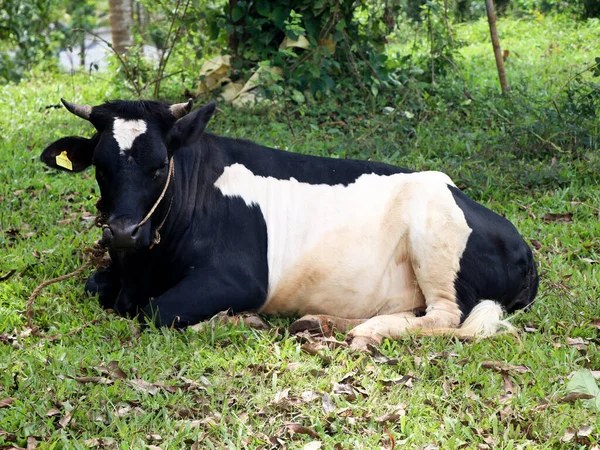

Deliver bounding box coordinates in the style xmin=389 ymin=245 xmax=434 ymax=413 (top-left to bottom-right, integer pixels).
xmin=41 ymin=98 xmax=216 ymax=250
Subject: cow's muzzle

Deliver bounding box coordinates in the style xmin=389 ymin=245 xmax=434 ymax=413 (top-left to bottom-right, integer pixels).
xmin=103 ymin=220 xmax=143 ymax=250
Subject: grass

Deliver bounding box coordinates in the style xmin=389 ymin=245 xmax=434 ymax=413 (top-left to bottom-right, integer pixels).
xmin=1 ymin=14 xmax=600 ymax=449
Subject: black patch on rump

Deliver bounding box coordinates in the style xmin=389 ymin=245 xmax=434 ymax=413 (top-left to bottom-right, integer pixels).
xmin=448 ymin=185 xmax=538 ymax=321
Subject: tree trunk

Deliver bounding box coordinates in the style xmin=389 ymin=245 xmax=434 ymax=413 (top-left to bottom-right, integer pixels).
xmin=109 ymin=0 xmax=133 ymax=55
xmin=228 ymin=0 xmax=240 ymax=57
xmin=485 ymin=0 xmax=509 ymax=92
xmin=79 ymin=37 xmax=86 ymax=68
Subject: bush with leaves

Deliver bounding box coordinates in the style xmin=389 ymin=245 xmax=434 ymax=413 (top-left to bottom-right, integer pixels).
xmin=0 ymin=0 xmax=65 ymax=81
xmin=205 ymin=0 xmax=404 ymax=100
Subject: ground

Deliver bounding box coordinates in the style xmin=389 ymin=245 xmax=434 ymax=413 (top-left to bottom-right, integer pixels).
xmin=1 ymin=14 xmax=600 ymax=449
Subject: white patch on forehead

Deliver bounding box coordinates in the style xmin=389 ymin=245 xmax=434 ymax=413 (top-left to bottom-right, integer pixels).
xmin=112 ymin=118 xmax=147 ymax=154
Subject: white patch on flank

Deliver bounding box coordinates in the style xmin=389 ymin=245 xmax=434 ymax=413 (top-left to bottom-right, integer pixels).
xmin=112 ymin=118 xmax=147 ymax=154
xmin=215 ymin=163 xmax=473 ymax=322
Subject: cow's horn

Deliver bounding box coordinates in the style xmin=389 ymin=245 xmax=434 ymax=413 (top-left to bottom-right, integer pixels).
xmin=170 ymin=99 xmax=193 ymax=119
xmin=61 ymin=98 xmax=92 ymax=120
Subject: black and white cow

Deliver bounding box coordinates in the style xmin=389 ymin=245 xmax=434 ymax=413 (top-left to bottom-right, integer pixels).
xmin=40 ymin=98 xmax=538 ymax=348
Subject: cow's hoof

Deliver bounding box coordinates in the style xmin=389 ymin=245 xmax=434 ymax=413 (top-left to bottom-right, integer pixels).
xmin=347 ymin=328 xmax=382 ymax=352
xmin=289 ymin=315 xmax=332 ymax=336
xmin=348 ymin=335 xmax=380 ymax=352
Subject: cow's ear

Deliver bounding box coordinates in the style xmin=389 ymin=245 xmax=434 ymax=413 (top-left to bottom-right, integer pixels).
xmin=40 ymin=136 xmax=95 ymax=172
xmin=167 ymin=102 xmax=216 ymax=150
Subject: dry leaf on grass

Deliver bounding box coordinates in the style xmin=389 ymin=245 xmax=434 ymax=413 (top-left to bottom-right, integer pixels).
xmin=58 ymin=410 xmax=72 ymax=429
xmin=45 ymin=408 xmax=60 ymax=417
xmin=374 ymin=409 xmax=405 ymax=424
xmin=106 ymin=361 xmax=128 ymax=379
xmin=0 ymin=269 xmax=17 ymax=282
xmin=542 ymin=212 xmax=573 ymax=223
xmin=0 ymin=398 xmax=14 ymax=408
xmin=561 ymin=428 xmax=576 ymax=442
xmin=71 ymin=376 xmax=114 ymax=385
xmin=566 ymin=337 xmax=588 ymax=349
xmin=285 ymin=423 xmax=320 ymax=439
xmin=320 ymin=337 xmax=348 ymax=349
xmin=0 ymin=430 xmax=16 ymax=441
xmin=366 ymin=344 xmax=400 ymax=365
xmin=332 ymin=383 xmax=357 ymax=400
xmin=322 ymin=393 xmax=335 ymax=414
xmin=273 ymin=388 xmax=290 ymax=404
xmin=84 ymin=438 xmax=117 ymax=448
xmin=559 ymin=392 xmax=596 ymax=403
xmin=301 ymin=442 xmax=322 ymax=450
xmin=301 ymin=342 xmax=332 ymax=364
xmin=128 ymin=379 xmax=160 ymax=395
xmin=301 ymin=390 xmax=321 ymax=403
xmin=500 ymin=372 xmax=517 ymax=402
xmin=481 ymin=361 xmax=530 ymax=373
xmin=380 ymin=374 xmax=413 ymax=388
xmin=146 ymin=433 xmax=163 ymax=442
xmin=589 ymin=319 xmax=600 ymax=329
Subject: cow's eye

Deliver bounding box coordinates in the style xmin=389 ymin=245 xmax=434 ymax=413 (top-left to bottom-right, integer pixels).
xmin=152 ymin=165 xmax=166 ymax=180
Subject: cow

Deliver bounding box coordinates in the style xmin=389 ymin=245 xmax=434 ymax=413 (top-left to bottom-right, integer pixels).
xmin=40 ymin=98 xmax=539 ymax=349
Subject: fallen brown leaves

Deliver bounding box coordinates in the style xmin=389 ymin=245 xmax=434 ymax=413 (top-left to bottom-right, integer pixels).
xmin=0 ymin=398 xmax=14 ymax=408
xmin=190 ymin=311 xmax=271 ymax=332
xmin=285 ymin=423 xmax=320 ymax=439
xmin=561 ymin=425 xmax=594 ymax=445
xmin=542 ymin=212 xmax=573 ymax=223
xmin=481 ymin=360 xmax=532 ymax=404
xmin=60 ymin=361 xmax=212 ymax=398
xmin=481 ymin=361 xmax=530 ymax=373
xmin=558 ymin=392 xmax=595 ymax=403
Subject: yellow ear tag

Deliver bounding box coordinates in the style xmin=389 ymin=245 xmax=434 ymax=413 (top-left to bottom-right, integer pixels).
xmin=55 ymin=151 xmax=73 ymax=171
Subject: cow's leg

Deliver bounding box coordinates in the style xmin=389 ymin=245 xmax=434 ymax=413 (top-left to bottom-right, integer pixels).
xmin=140 ymin=266 xmax=266 ymax=329
xmin=109 ymin=250 xmax=152 ymax=317
xmin=348 ymin=183 xmax=469 ymax=349
xmin=114 ymin=284 xmax=149 ymax=317
xmin=84 ymin=266 xmax=121 ymax=309
xmin=289 ymin=315 xmax=368 ymax=335
xmin=348 ymin=308 xmax=461 ymax=349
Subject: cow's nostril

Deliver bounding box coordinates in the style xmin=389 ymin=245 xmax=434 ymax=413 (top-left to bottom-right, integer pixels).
xmin=107 ymin=222 xmax=140 ymax=248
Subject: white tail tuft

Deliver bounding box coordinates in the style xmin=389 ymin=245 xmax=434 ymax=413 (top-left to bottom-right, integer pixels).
xmin=457 ymin=300 xmax=515 ymax=338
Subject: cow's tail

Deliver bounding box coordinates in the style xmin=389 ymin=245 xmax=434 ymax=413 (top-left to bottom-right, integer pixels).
xmin=417 ymin=300 xmax=516 ymax=339
xmin=455 ymin=300 xmax=516 ymax=338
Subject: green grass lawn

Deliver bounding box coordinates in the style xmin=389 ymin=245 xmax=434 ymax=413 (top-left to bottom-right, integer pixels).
xmin=1 ymin=14 xmax=600 ymax=449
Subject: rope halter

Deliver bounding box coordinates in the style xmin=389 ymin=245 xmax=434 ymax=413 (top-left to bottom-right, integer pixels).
xmin=134 ymin=157 xmax=175 ymax=248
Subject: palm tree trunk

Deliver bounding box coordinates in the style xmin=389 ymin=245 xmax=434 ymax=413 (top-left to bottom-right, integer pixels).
xmin=109 ymin=0 xmax=132 ymax=55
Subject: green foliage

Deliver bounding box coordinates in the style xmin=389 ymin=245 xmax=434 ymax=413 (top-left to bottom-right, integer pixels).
xmin=0 ymin=0 xmax=106 ymax=82
xmin=0 ymin=0 xmax=65 ymax=81
xmin=207 ymin=0 xmax=402 ymax=98
xmin=453 ymin=0 xmax=600 ymax=20
xmin=566 ymin=369 xmax=600 ymax=411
